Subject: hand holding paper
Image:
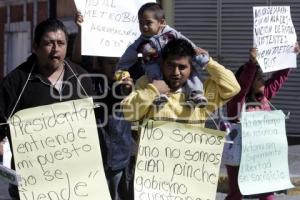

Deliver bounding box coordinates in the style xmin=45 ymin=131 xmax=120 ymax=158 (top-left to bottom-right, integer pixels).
xmin=253 ymin=6 xmax=297 ymax=72
xmin=75 ymin=11 xmax=84 ymax=28
xmin=249 ymin=48 xmax=258 ymax=63
xmin=294 ymin=42 xmax=300 ymax=54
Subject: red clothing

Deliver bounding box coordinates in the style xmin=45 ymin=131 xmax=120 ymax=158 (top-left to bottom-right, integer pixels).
xmin=226 ymin=165 xmax=275 ymax=200
xmin=227 ymin=60 xmax=290 ymax=120
xmin=225 ymin=60 xmax=290 ymax=200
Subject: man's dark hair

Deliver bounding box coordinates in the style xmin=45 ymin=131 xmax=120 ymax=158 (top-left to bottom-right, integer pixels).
xmin=34 ymin=18 xmax=68 ymax=45
xmin=161 ymin=39 xmax=196 ymax=62
xmin=138 ymin=2 xmax=165 ymax=20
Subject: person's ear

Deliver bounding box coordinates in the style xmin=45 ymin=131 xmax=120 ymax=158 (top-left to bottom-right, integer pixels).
xmin=160 ymin=19 xmax=166 ymax=25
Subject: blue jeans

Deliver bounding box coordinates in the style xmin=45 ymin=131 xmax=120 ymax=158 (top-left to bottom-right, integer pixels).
xmin=106 ymin=156 xmax=136 ymax=200
xmin=9 ymin=184 xmax=19 ymax=200
xmin=106 ymin=168 xmax=130 ymax=200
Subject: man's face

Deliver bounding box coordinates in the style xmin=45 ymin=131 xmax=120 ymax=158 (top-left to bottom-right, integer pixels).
xmin=162 ymin=56 xmax=192 ymax=91
xmin=138 ymin=10 xmax=165 ymax=38
xmin=33 ymin=30 xmax=67 ymax=70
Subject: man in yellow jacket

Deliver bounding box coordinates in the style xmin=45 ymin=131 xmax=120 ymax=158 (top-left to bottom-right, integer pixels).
xmin=121 ymin=39 xmax=240 ymax=126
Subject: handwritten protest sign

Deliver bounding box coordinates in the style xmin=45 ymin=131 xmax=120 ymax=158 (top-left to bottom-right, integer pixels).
xmin=253 ymin=6 xmax=297 ymax=72
xmin=74 ymin=0 xmax=87 ymax=11
xmin=238 ymin=110 xmax=294 ymax=195
xmin=75 ymin=0 xmax=155 ymax=57
xmin=135 ymin=120 xmax=225 ymax=200
xmin=9 ymin=98 xmax=111 ymax=200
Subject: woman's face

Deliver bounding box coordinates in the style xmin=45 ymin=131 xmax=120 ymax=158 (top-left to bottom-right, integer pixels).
xmin=138 ymin=10 xmax=165 ymax=38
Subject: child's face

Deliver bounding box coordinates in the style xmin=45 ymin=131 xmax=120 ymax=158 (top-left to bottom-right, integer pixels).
xmin=139 ymin=10 xmax=165 ymax=38
xmin=252 ymin=74 xmax=265 ymax=97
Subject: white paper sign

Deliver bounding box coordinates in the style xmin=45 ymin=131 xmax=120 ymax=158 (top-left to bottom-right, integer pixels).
xmin=78 ymin=0 xmax=156 ymax=57
xmin=238 ymin=110 xmax=294 ymax=195
xmin=253 ymin=6 xmax=297 ymax=72
xmin=135 ymin=120 xmax=225 ymax=200
xmin=9 ymin=98 xmax=111 ymax=200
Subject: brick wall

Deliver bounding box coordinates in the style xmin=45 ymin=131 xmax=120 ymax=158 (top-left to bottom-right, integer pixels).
xmin=0 ymin=0 xmax=76 ymax=79
xmin=57 ymin=0 xmax=76 ymax=18
xmin=10 ymin=4 xmax=23 ymax=22
xmin=37 ymin=1 xmax=48 ymax=23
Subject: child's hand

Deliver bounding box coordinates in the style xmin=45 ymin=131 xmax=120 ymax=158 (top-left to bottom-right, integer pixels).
xmin=114 ymin=71 xmax=133 ymax=96
xmin=249 ymin=48 xmax=258 ymax=63
xmin=75 ymin=11 xmax=84 ymax=28
xmin=194 ymin=47 xmax=209 ymax=69
xmin=120 ymin=77 xmax=134 ymax=96
xmin=294 ymin=42 xmax=300 ymax=55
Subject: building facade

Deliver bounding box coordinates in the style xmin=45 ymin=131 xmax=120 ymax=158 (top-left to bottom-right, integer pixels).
xmin=172 ymin=0 xmax=300 ymax=135
xmin=0 ymin=0 xmax=77 ymax=78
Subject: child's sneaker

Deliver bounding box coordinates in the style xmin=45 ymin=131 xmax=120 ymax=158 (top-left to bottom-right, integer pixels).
xmin=193 ymin=54 xmax=209 ymax=70
xmin=186 ymin=91 xmax=208 ymax=108
xmin=153 ymin=94 xmax=169 ymax=107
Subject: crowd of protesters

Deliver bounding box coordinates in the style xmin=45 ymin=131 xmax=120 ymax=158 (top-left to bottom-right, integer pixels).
xmin=0 ymin=2 xmax=298 ymax=200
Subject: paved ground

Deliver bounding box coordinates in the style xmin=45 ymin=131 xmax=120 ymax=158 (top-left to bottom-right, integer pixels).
xmin=216 ymin=193 xmax=300 ymax=200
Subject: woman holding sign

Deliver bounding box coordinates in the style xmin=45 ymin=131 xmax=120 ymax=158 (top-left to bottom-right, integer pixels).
xmin=225 ymin=44 xmax=299 ymax=200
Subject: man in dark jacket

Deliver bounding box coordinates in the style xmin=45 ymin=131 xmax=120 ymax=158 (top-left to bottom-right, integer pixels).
xmin=0 ymin=18 xmax=94 ymax=200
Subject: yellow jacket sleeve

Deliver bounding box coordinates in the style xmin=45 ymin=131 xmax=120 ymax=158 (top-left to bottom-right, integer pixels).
xmin=204 ymin=58 xmax=241 ymax=115
xmin=121 ymin=58 xmax=240 ymax=122
xmin=121 ymin=76 xmax=159 ymax=121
